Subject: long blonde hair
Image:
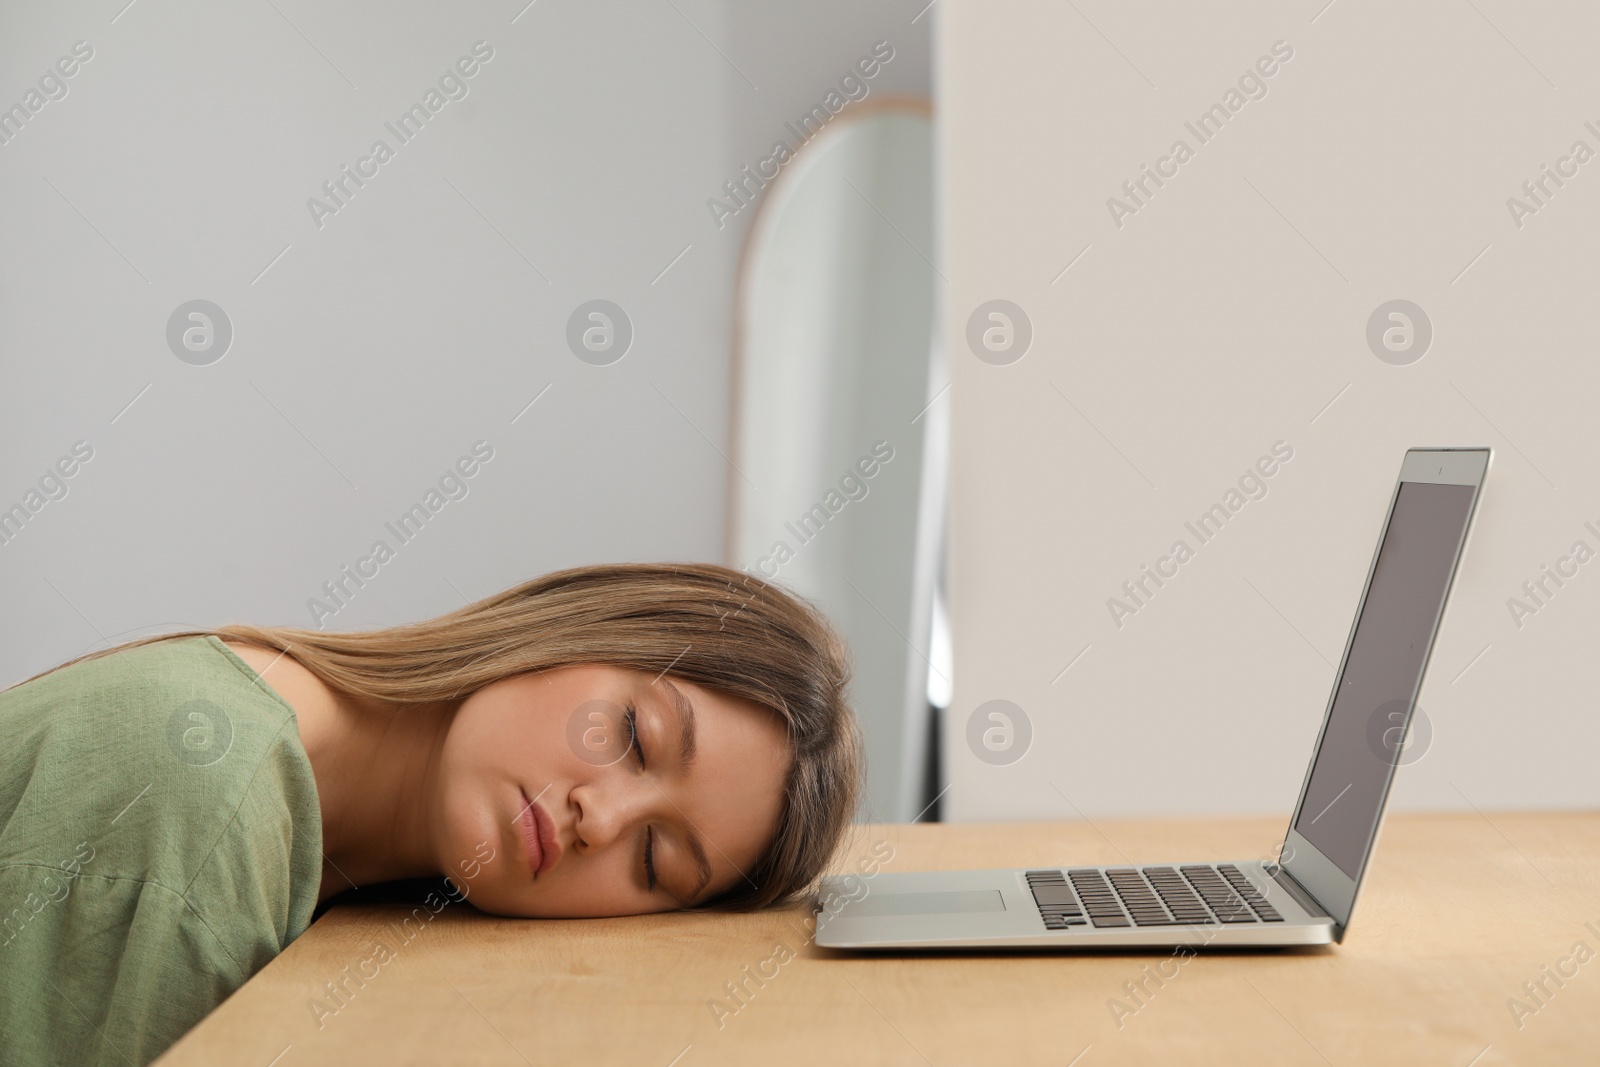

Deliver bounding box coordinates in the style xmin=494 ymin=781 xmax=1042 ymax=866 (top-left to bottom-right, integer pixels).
xmin=16 ymin=562 xmax=864 ymax=910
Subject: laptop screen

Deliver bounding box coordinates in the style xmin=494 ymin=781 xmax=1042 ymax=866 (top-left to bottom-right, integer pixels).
xmin=1292 ymin=479 xmax=1478 ymax=878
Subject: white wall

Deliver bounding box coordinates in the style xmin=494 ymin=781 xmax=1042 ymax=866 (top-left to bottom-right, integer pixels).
xmin=0 ymin=0 xmax=929 ymax=685
xmin=942 ymin=0 xmax=1600 ymax=822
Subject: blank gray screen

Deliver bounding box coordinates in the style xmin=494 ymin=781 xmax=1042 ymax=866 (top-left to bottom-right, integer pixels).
xmin=1294 ymin=481 xmax=1476 ymax=878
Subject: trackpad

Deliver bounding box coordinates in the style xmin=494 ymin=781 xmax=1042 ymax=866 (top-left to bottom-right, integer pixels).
xmin=845 ymin=889 xmax=1005 ymax=917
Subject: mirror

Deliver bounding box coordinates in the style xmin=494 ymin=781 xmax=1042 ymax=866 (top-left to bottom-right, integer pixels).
xmin=729 ymin=102 xmax=946 ymax=823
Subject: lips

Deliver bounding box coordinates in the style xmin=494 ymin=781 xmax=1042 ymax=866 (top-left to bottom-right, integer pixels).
xmin=519 ymin=790 xmax=543 ymax=877
xmin=519 ymin=789 xmax=561 ymax=878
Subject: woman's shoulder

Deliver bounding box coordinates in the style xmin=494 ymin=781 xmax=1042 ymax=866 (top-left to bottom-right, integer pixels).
xmin=0 ymin=633 xmax=323 ymax=907
xmin=1 ymin=634 xmax=300 ymax=748
xmin=217 ymin=638 xmax=343 ymax=742
xmin=0 ymin=633 xmax=327 ymax=1061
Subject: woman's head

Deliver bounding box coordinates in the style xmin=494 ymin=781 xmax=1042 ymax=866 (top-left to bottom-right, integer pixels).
xmin=410 ymin=562 xmax=865 ymax=916
xmin=44 ymin=563 xmax=863 ymax=915
xmin=437 ymin=660 xmax=797 ymax=916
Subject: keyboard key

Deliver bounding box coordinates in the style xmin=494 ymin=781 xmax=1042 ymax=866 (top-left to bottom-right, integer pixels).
xmin=1054 ymin=865 xmax=1325 ymax=927
xmin=1030 ymin=871 xmax=1104 ymax=926
xmin=1032 ymin=886 xmax=1079 ymax=907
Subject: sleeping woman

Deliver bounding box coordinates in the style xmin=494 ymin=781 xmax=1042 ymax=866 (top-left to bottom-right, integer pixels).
xmin=0 ymin=562 xmax=863 ymax=1067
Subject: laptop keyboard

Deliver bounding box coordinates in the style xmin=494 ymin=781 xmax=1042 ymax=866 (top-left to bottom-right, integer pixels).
xmin=1025 ymin=865 xmax=1283 ymax=931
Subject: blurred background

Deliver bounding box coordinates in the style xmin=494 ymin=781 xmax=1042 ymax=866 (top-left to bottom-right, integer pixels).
xmin=0 ymin=0 xmax=943 ymax=825
xmin=3 ymin=0 xmax=1596 ymax=829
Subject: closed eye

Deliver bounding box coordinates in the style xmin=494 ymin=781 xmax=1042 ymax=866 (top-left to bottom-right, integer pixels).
xmin=644 ymin=826 xmax=657 ymax=893
xmin=624 ymin=705 xmax=656 ymax=892
xmin=624 ymin=705 xmax=646 ymax=770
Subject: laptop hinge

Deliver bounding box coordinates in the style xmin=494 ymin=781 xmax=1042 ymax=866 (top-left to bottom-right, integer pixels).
xmin=1269 ymin=865 xmax=1331 ymax=920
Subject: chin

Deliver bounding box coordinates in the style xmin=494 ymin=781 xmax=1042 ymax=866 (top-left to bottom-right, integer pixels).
xmin=455 ymin=879 xmax=524 ymax=916
xmin=434 ymin=785 xmax=510 ymax=899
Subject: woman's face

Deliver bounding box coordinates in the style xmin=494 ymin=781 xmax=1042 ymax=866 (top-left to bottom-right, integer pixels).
xmin=435 ymin=665 xmax=791 ymax=916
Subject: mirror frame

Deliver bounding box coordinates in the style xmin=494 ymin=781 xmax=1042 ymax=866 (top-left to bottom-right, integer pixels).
xmin=723 ymin=94 xmax=936 ymax=560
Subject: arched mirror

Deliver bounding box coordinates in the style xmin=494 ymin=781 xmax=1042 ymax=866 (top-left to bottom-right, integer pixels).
xmin=728 ymin=100 xmax=947 ymax=823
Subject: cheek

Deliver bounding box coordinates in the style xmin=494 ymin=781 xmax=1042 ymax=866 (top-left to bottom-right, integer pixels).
xmin=713 ymin=764 xmax=790 ymax=866
xmin=432 ymin=695 xmax=552 ymax=896
xmin=444 ymin=685 xmax=571 ymax=788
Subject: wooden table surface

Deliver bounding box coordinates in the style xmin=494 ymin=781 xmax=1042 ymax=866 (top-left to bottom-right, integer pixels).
xmin=156 ymin=813 xmax=1600 ymax=1066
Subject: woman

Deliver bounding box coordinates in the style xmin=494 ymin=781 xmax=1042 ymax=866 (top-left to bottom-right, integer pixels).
xmin=0 ymin=563 xmax=863 ymax=1067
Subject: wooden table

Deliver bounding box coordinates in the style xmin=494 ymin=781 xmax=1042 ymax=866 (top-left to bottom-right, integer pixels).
xmin=156 ymin=813 xmax=1600 ymax=1066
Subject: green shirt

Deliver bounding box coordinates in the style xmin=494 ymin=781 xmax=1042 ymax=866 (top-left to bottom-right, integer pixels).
xmin=0 ymin=635 xmax=323 ymax=1066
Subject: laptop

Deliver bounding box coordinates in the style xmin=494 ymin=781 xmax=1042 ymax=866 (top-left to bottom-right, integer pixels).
xmin=815 ymin=447 xmax=1491 ymax=950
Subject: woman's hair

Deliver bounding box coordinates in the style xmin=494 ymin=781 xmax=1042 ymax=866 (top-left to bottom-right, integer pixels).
xmin=16 ymin=562 xmax=864 ymax=911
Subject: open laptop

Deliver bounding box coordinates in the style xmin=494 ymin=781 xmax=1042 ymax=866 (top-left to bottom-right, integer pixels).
xmin=816 ymin=447 xmax=1491 ymax=950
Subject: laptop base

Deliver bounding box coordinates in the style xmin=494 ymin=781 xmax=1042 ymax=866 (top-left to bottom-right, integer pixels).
xmin=814 ymin=861 xmax=1334 ymax=950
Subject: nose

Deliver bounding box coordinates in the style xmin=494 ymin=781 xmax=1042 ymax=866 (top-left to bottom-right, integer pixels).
xmin=570 ymin=774 xmax=656 ymax=852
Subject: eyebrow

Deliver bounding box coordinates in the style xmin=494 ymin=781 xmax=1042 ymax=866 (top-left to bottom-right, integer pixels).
xmin=660 ymin=678 xmax=697 ymax=768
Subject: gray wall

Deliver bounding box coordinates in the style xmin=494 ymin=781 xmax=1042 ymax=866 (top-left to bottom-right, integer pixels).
xmin=0 ymin=1 xmax=930 ymax=687
xmin=943 ymin=0 xmax=1600 ymax=822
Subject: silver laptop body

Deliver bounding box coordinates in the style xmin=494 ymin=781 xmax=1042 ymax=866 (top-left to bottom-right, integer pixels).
xmin=816 ymin=447 xmax=1490 ymax=950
